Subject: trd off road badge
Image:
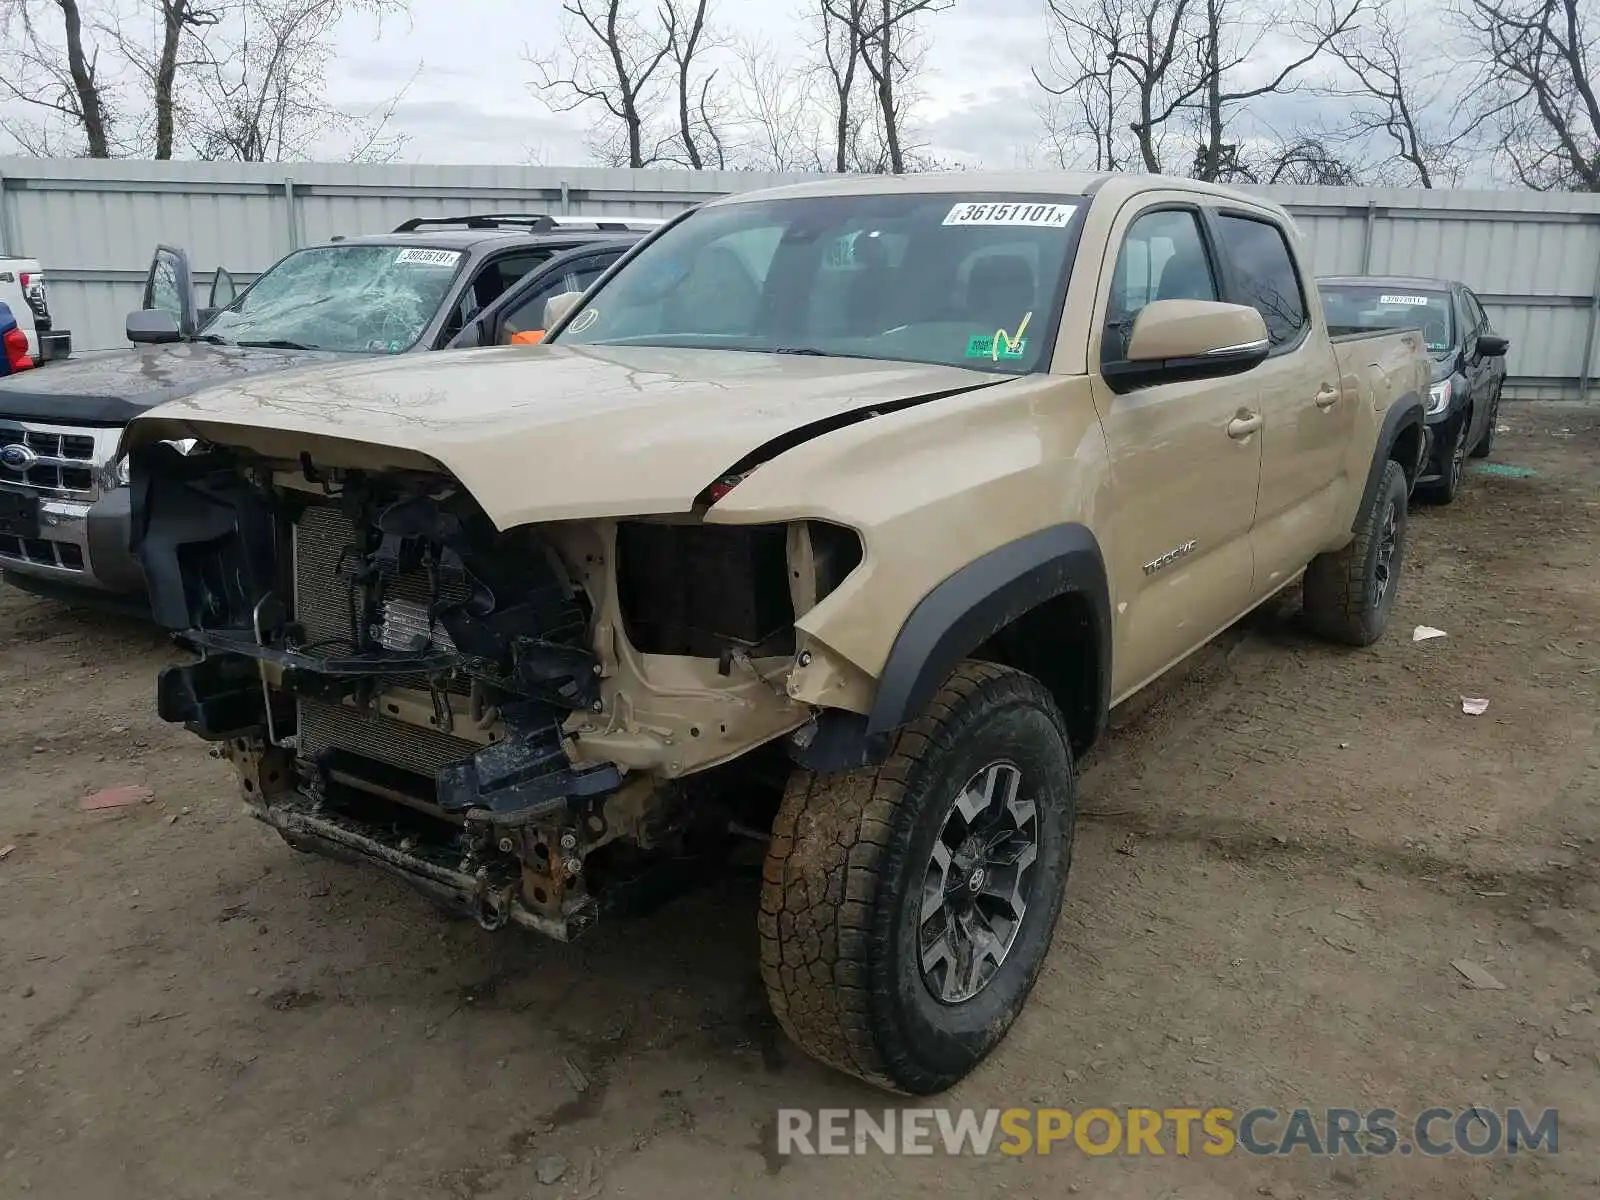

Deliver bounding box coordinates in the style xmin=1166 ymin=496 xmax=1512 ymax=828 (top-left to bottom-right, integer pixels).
xmin=1143 ymin=540 xmax=1198 ymax=575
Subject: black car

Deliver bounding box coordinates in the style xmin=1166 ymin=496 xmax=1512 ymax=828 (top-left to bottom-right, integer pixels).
xmin=0 ymin=214 xmax=654 ymax=604
xmin=1320 ymin=275 xmax=1510 ymax=504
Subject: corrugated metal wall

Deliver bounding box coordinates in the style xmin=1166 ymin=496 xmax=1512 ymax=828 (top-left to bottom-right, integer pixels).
xmin=3 ymin=159 xmax=1598 ymax=399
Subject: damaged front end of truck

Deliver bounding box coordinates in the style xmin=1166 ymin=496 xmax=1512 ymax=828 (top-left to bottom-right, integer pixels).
xmin=130 ymin=436 xmax=866 ymax=938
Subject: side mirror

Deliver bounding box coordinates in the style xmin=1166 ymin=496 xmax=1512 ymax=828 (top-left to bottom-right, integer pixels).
xmin=543 ymin=291 xmax=583 ymax=330
xmin=1477 ymin=333 xmax=1510 ymax=358
xmin=126 ymin=308 xmax=184 ymax=345
xmin=1103 ymin=300 xmax=1270 ymax=390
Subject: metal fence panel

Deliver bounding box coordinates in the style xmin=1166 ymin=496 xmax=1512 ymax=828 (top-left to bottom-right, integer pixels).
xmin=3 ymin=159 xmax=1599 ymax=399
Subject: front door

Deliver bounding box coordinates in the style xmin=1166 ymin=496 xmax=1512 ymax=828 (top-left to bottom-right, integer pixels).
xmin=1090 ymin=201 xmax=1264 ymax=701
xmin=1208 ymin=209 xmax=1349 ymax=591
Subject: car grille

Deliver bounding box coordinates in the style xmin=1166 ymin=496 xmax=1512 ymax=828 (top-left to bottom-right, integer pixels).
xmin=0 ymin=535 xmax=83 ymax=570
xmin=0 ymin=424 xmax=101 ymax=498
xmin=292 ymin=503 xmax=480 ymax=779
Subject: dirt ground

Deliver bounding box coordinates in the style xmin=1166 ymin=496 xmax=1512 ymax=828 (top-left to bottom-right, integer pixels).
xmin=1 ymin=403 xmax=1596 ymax=1200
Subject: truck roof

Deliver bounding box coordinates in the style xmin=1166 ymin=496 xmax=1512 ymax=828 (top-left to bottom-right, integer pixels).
xmin=702 ymin=171 xmax=1293 ymax=218
xmin=1319 ymin=274 xmax=1455 ymax=290
xmin=323 ymin=228 xmax=646 ymax=252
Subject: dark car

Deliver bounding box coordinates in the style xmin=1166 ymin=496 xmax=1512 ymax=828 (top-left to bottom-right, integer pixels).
xmin=0 ymin=214 xmax=654 ymax=605
xmin=1320 ymin=275 xmax=1510 ymax=504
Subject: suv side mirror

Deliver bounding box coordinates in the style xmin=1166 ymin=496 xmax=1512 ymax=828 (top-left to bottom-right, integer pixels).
xmin=126 ymin=308 xmax=185 ymax=345
xmin=1102 ymin=300 xmax=1270 ymax=390
xmin=1477 ymin=333 xmax=1510 ymax=358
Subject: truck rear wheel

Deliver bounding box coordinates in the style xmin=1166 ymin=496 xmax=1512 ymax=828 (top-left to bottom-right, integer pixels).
xmin=1303 ymin=459 xmax=1408 ymax=647
xmin=759 ymin=662 xmax=1075 ymax=1094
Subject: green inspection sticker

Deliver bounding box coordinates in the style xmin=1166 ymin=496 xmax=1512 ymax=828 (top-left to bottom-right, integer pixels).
xmin=966 ymin=334 xmax=1027 ymax=359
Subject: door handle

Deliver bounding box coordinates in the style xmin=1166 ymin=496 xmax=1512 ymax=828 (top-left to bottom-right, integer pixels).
xmin=1314 ymin=385 xmax=1340 ymax=409
xmin=1227 ymin=411 xmax=1262 ymax=439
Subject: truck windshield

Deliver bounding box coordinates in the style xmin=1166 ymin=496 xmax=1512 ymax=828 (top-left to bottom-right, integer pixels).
xmin=550 ymin=193 xmax=1085 ymax=373
xmin=1321 ymin=285 xmax=1454 ymax=353
xmin=199 ymin=244 xmax=465 ymax=353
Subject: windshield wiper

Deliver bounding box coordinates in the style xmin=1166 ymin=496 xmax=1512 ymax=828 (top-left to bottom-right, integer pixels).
xmin=235 ymin=338 xmax=318 ymax=351
xmin=768 ymin=346 xmax=828 ymax=356
xmin=195 ymin=333 xmax=234 ymax=345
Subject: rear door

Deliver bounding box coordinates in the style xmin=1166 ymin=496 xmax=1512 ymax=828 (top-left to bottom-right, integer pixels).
xmin=1207 ymin=209 xmax=1348 ymax=592
xmin=1089 ymin=197 xmax=1264 ymax=699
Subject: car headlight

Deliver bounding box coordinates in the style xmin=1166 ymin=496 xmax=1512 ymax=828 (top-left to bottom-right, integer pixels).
xmin=103 ymin=438 xmax=198 ymax=489
xmin=1426 ymin=380 xmax=1452 ymax=416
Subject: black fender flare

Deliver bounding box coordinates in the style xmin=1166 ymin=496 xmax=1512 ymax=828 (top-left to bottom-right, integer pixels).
xmin=864 ymin=523 xmax=1112 ymax=741
xmin=1353 ymin=392 xmax=1425 ymax=531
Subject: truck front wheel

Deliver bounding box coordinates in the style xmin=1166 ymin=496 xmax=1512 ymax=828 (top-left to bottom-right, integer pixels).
xmin=759 ymin=662 xmax=1076 ymax=1094
xmin=1303 ymin=459 xmax=1408 ymax=647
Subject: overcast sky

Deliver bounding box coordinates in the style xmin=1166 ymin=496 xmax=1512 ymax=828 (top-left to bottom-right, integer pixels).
xmin=322 ymin=1 xmax=1052 ymax=166
xmin=323 ymin=0 xmax=1332 ymax=169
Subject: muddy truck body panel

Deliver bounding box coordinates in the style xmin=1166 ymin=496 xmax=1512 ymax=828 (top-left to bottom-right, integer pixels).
xmin=130 ymin=172 xmax=1430 ymax=1094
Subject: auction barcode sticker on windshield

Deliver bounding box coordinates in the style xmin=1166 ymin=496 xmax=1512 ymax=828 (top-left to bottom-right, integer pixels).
xmin=1379 ymin=294 xmax=1429 ymax=305
xmin=943 ymin=202 xmax=1076 ymax=228
xmin=394 ymin=248 xmax=462 ymax=268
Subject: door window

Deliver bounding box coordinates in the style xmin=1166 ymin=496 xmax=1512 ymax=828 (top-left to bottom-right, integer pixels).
xmin=500 ymin=257 xmax=616 ymax=342
xmin=144 ymin=248 xmax=189 ymax=326
xmin=1104 ymin=209 xmax=1218 ymax=363
xmin=1213 ymin=215 xmax=1307 ymax=347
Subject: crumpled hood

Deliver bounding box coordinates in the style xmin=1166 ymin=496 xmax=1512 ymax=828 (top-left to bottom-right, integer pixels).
xmin=129 ymin=343 xmax=1002 ymax=525
xmin=0 ymin=341 xmax=348 ymax=425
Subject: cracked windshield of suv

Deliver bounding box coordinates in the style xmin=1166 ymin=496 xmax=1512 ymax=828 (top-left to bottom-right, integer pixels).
xmin=550 ymin=194 xmax=1085 ymax=373
xmin=200 ymin=243 xmax=465 ymax=353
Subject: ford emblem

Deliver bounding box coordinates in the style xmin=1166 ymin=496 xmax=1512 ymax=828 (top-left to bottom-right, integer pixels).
xmin=0 ymin=443 xmax=38 ymax=471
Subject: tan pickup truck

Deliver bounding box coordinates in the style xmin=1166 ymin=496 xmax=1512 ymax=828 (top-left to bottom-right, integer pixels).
xmin=127 ymin=172 xmax=1430 ymax=1094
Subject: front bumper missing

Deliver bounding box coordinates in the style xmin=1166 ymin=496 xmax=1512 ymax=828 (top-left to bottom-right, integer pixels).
xmin=254 ymin=788 xmax=599 ymax=939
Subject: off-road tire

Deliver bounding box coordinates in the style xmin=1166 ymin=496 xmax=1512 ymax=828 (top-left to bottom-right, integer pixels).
xmin=1303 ymin=459 xmax=1408 ymax=647
xmin=758 ymin=662 xmax=1076 ymax=1094
xmin=1469 ymin=386 xmax=1501 ymax=459
xmin=1418 ymin=407 xmax=1471 ymax=504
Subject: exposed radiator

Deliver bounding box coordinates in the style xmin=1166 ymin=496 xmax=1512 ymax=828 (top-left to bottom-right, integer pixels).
xmin=292 ymin=504 xmax=479 ymax=779
xmin=293 ymin=505 xmax=475 ymax=646
xmin=298 ymin=696 xmax=481 ymax=780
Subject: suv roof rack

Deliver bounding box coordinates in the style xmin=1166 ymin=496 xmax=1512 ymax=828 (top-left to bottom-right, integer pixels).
xmin=392 ymin=213 xmax=666 ymax=234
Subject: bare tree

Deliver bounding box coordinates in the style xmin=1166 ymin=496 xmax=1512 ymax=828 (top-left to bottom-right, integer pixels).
xmin=531 ymin=0 xmax=676 ymax=167
xmin=1458 ymin=0 xmax=1600 ymax=189
xmin=1260 ymin=133 xmax=1366 ymax=181
xmin=1318 ymin=0 xmax=1465 ymax=183
xmin=1036 ymin=0 xmax=1201 ymax=173
xmin=187 ymin=0 xmax=411 ymax=162
xmin=661 ymin=0 xmax=718 ymax=167
xmin=99 ymin=0 xmax=222 ymax=159
xmin=813 ymin=0 xmax=867 ymax=170
xmin=728 ymin=35 xmax=825 ymax=170
xmin=0 ymin=0 xmax=117 ymax=155
xmin=1189 ymin=0 xmax=1363 ymax=182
